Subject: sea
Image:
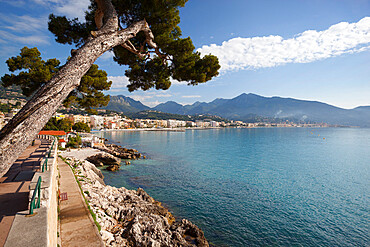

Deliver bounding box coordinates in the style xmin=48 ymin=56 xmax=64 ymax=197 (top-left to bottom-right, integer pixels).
xmin=95 ymin=128 xmax=369 ymax=246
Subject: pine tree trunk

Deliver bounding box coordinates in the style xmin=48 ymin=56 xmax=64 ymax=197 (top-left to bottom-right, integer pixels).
xmin=0 ymin=21 xmax=148 ymax=178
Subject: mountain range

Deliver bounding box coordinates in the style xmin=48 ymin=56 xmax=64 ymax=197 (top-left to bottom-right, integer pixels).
xmin=103 ymin=95 xmax=150 ymax=113
xmin=103 ymin=93 xmax=370 ymax=127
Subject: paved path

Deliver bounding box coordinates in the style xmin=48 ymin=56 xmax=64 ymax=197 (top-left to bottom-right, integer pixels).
xmin=0 ymin=139 xmax=49 ymax=246
xmin=58 ymin=157 xmax=103 ymax=247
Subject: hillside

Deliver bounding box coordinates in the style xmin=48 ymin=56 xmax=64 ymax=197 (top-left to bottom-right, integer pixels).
xmin=103 ymin=93 xmax=370 ymax=127
xmin=102 ymin=95 xmax=150 ymax=113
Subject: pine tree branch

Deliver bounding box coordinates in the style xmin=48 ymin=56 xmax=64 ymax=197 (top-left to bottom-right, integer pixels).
xmin=91 ymin=0 xmax=119 ymax=37
xmin=0 ymin=16 xmax=160 ymax=178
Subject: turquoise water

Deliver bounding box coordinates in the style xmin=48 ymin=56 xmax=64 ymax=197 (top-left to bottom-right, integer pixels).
xmin=96 ymin=128 xmax=370 ymax=246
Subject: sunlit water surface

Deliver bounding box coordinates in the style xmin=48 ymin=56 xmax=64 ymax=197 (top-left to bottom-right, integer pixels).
xmin=95 ymin=128 xmax=369 ymax=246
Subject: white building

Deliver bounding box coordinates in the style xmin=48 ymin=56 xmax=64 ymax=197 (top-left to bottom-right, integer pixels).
xmin=167 ymin=119 xmax=186 ymax=128
xmin=210 ymin=121 xmax=219 ymax=127
xmin=195 ymin=120 xmax=204 ymax=127
xmin=90 ymin=115 xmax=105 ymax=129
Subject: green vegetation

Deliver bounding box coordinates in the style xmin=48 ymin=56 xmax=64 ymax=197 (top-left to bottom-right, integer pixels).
xmin=48 ymin=0 xmax=220 ymax=92
xmin=72 ymin=122 xmax=91 ymax=133
xmin=1 ymin=47 xmax=111 ymax=114
xmin=58 ymin=108 xmax=120 ymax=117
xmin=43 ymin=117 xmax=73 ymax=132
xmin=0 ymin=84 xmax=26 ymax=100
xmin=241 ymin=114 xmax=318 ymax=124
xmin=66 ymin=135 xmax=82 ymax=148
xmin=126 ymin=110 xmax=230 ymax=122
xmin=0 ymin=103 xmax=12 ymax=113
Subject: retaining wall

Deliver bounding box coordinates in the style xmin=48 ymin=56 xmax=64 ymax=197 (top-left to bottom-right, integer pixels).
xmin=5 ymin=136 xmax=58 ymax=247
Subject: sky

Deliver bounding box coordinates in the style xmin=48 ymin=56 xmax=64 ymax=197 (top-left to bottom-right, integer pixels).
xmin=0 ymin=0 xmax=369 ymax=109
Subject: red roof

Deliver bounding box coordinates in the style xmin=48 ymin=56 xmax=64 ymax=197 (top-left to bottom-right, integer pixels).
xmin=39 ymin=130 xmax=66 ymax=136
xmin=58 ymin=139 xmax=66 ymax=143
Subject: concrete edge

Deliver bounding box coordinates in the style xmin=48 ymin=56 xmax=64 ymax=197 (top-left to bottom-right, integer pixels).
xmin=60 ymin=157 xmax=104 ymax=247
xmin=5 ymin=136 xmax=58 ymax=247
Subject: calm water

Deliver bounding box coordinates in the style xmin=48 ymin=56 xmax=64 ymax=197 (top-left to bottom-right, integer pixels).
xmin=96 ymin=128 xmax=370 ymax=246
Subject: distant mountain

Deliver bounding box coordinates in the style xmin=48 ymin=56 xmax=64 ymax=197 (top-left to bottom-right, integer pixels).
xmin=103 ymin=93 xmax=370 ymax=127
xmin=353 ymin=106 xmax=370 ymax=113
xmin=126 ymin=110 xmax=228 ymax=122
xmin=205 ymin=93 xmax=370 ymax=127
xmin=154 ymin=101 xmax=186 ymax=115
xmin=102 ymin=95 xmax=150 ymax=113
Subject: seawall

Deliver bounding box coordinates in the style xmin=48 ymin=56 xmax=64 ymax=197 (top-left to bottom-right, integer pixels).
xmin=5 ymin=135 xmax=58 ymax=247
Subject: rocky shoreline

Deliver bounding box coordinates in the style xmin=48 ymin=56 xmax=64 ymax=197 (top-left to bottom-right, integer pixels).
xmin=60 ymin=149 xmax=209 ymax=246
xmin=94 ymin=143 xmax=145 ymax=160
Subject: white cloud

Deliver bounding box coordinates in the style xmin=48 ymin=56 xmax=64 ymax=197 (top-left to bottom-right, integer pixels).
xmin=0 ymin=30 xmax=49 ymax=45
xmin=198 ymin=17 xmax=370 ymax=71
xmin=54 ymin=0 xmax=90 ymax=21
xmin=182 ymin=95 xmax=201 ymax=98
xmin=0 ymin=0 xmax=89 ymax=53
xmin=108 ymin=76 xmax=129 ymax=89
xmin=99 ymin=51 xmax=114 ymax=61
xmin=131 ymin=93 xmax=173 ymax=106
xmin=0 ymin=0 xmax=26 ymax=7
xmin=0 ymin=46 xmax=19 ymax=57
xmin=0 ymin=14 xmax=49 ymax=47
xmin=154 ymin=93 xmax=172 ymax=98
xmin=0 ymin=14 xmax=47 ymax=33
xmin=170 ymin=78 xmax=187 ymax=85
xmin=129 ymin=95 xmax=160 ymax=107
xmin=32 ymin=0 xmax=90 ymax=21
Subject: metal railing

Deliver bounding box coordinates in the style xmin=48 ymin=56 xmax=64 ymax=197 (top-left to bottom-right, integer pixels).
xmin=48 ymin=139 xmax=55 ymax=158
xmin=29 ymin=176 xmax=42 ymax=214
xmin=28 ymin=137 xmax=55 ymax=214
xmin=41 ymin=139 xmax=55 ymax=172
xmin=42 ymin=158 xmax=48 ymax=172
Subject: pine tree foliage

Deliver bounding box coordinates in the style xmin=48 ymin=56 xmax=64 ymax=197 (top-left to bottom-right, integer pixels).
xmin=48 ymin=0 xmax=220 ymax=92
xmin=1 ymin=47 xmax=111 ymax=114
xmin=0 ymin=0 xmax=220 ymax=178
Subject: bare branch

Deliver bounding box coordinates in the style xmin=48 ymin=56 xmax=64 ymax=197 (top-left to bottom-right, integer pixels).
xmin=121 ymin=42 xmax=148 ymax=59
xmin=91 ymin=0 xmax=166 ymax=64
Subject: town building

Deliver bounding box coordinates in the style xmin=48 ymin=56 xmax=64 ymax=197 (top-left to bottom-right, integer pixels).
xmin=90 ymin=115 xmax=105 ymax=129
xmin=68 ymin=115 xmax=91 ymax=125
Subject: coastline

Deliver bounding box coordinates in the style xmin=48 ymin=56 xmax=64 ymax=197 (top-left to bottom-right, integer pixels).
xmin=60 ymin=148 xmax=209 ymax=246
xmin=91 ymin=127 xmax=223 ymax=132
xmin=91 ymin=125 xmax=341 ymax=133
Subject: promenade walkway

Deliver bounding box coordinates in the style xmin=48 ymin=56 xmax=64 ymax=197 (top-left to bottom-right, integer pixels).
xmin=0 ymin=139 xmax=49 ymax=246
xmin=58 ymin=157 xmax=103 ymax=247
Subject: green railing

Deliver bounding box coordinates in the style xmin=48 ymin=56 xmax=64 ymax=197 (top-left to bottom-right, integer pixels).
xmin=42 ymin=158 xmax=48 ymax=172
xmin=42 ymin=139 xmax=55 ymax=172
xmin=48 ymin=139 xmax=55 ymax=158
xmin=29 ymin=176 xmax=42 ymax=215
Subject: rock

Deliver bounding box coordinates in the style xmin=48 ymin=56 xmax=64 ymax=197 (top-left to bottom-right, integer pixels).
xmin=81 ymin=161 xmax=105 ymax=185
xmin=68 ymin=154 xmax=209 ymax=247
xmin=94 ymin=143 xmax=144 ymax=161
xmin=86 ymin=153 xmax=120 ymax=167
xmin=106 ymin=164 xmax=120 ymax=171
xmin=125 ymin=161 xmax=130 ymax=165
xmin=101 ymin=230 xmax=114 ymax=245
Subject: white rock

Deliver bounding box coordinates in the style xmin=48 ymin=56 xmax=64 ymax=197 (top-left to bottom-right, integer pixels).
xmin=100 ymin=230 xmax=114 ymax=245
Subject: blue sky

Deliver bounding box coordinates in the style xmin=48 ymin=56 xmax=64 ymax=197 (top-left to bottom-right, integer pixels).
xmin=0 ymin=0 xmax=369 ymax=109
